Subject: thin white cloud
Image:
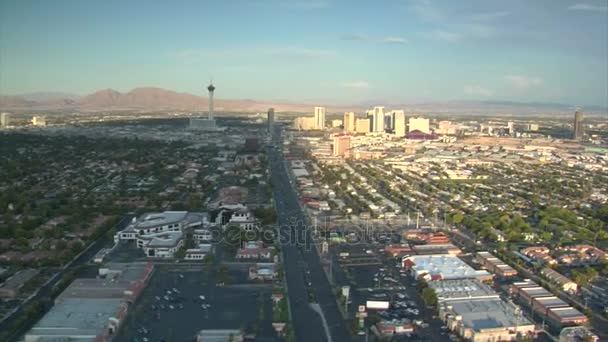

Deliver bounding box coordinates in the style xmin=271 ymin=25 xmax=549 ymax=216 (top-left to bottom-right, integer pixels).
xmin=283 ymin=0 xmax=328 ymax=9
xmin=568 ymin=3 xmax=608 ymax=11
xmin=342 ymin=81 xmax=370 ymax=89
xmin=411 ymin=1 xmax=508 ymax=41
xmin=505 ymin=75 xmax=543 ymax=89
xmin=340 ymin=33 xmax=368 ymax=41
xmin=464 ymin=85 xmax=493 ymax=97
xmin=341 ymin=34 xmax=408 ymax=45
xmin=271 ymin=47 xmax=336 ymax=59
xmin=411 ymin=0 xmax=444 ymax=22
xmin=381 ymin=36 xmax=408 ymax=44
xmin=468 ymin=11 xmax=510 ymax=21
xmin=466 ymin=24 xmax=496 ymax=38
xmin=169 ymin=47 xmax=336 ymax=63
xmin=425 ymin=30 xmax=462 ymax=42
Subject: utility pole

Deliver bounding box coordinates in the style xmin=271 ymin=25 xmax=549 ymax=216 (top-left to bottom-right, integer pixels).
xmin=344 ymin=288 xmax=348 ymax=314
xmin=329 ymin=254 xmax=333 ymax=284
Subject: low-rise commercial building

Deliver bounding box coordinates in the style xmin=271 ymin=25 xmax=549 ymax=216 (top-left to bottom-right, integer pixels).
xmin=384 ymin=244 xmax=412 ymax=257
xmin=439 ymin=298 xmax=535 ymax=342
xmin=184 ymin=244 xmax=213 ymax=261
xmin=531 ymin=296 xmax=570 ymax=316
xmin=411 ymin=243 xmax=462 ymax=256
xmin=429 ymin=279 xmax=499 ymax=302
xmin=236 ymin=241 xmax=272 ymax=260
xmin=510 ymin=280 xmax=586 ymax=328
xmin=115 ymin=211 xmax=208 ymax=258
xmin=518 ymin=287 xmax=553 ymax=306
xmin=402 ymin=254 xmax=492 ymax=281
xmin=432 ymin=279 xmax=535 ymax=342
xmin=547 ymin=307 xmax=588 ymax=326
xmin=194 ymin=229 xmax=213 ymax=243
xmin=476 ymin=251 xmax=518 ymax=278
xmin=375 ymin=320 xmax=414 ymax=336
xmin=25 ymin=263 xmax=154 ymax=342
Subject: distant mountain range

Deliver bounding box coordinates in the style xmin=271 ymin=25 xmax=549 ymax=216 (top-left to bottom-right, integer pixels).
xmin=0 ymin=87 xmax=322 ymax=113
xmin=1 ymin=87 xmax=605 ymax=116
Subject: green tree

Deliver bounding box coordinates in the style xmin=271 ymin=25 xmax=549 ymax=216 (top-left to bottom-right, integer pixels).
xmin=421 ymin=287 xmax=438 ymax=307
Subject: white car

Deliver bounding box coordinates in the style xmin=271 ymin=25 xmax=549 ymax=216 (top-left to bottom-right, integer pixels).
xmin=199 ymin=295 xmax=206 ymax=301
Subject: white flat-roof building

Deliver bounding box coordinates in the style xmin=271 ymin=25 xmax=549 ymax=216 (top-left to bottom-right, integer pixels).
xmin=440 ymin=298 xmax=535 ymax=342
xmin=115 ymin=211 xmax=208 ymax=259
xmin=193 ymin=229 xmax=213 ymax=243
xmin=431 ymin=279 xmax=535 ymax=341
xmin=429 ymin=279 xmax=499 ymax=302
xmin=138 ymin=231 xmax=183 ymax=258
xmin=227 ymin=209 xmax=259 ymax=231
xmin=184 ymin=244 xmax=213 ymax=261
xmin=403 ymin=254 xmax=492 ymax=281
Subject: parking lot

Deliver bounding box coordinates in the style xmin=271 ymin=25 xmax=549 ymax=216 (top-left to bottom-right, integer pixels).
xmin=116 ymin=265 xmax=278 ymax=342
xmin=327 ymin=242 xmax=452 ymax=341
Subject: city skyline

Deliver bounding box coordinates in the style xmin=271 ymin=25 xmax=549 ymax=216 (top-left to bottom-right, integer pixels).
xmin=1 ymin=0 xmax=607 ymax=107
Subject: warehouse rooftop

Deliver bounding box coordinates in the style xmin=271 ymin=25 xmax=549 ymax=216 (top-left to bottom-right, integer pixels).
xmin=429 ymin=279 xmax=499 ymax=302
xmin=446 ymin=298 xmax=533 ymax=332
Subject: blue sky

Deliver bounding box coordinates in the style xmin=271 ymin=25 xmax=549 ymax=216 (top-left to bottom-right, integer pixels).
xmin=1 ymin=0 xmax=607 ymax=106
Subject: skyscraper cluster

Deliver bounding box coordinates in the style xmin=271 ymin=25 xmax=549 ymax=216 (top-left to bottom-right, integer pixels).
xmin=293 ymin=106 xmax=432 ymax=137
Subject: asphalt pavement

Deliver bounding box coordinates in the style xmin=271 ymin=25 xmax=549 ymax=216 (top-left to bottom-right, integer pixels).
xmin=269 ymin=129 xmax=351 ymax=342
